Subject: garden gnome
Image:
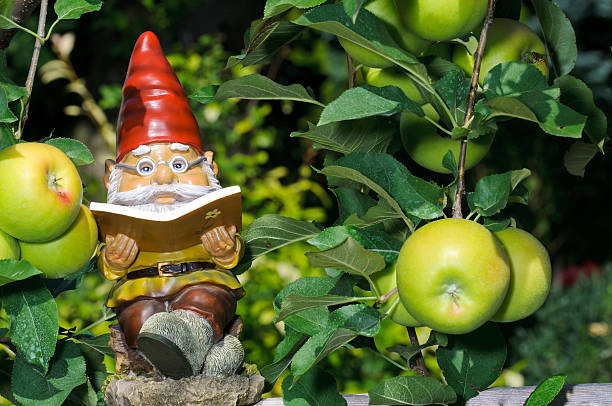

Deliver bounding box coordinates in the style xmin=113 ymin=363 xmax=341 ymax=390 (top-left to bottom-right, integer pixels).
xmin=98 ymin=31 xmax=244 ymax=379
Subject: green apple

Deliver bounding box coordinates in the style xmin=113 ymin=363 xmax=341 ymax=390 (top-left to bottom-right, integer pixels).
xmin=338 ymin=37 xmax=394 ymax=69
xmin=452 ymin=18 xmax=548 ymax=84
xmin=396 ymin=218 xmax=510 ymax=334
xmin=491 ymin=227 xmax=551 ymax=322
xmin=0 ymin=229 xmax=19 ymax=260
xmin=0 ymin=143 xmax=83 ymax=242
xmin=366 ymin=67 xmax=424 ymax=104
xmin=338 ymin=0 xmax=431 ymax=68
xmin=396 ymin=0 xmax=488 ymax=42
xmin=19 ymin=205 xmax=98 ymax=279
xmin=371 ymin=260 xmax=422 ymax=327
xmin=400 ymin=104 xmax=494 ymax=174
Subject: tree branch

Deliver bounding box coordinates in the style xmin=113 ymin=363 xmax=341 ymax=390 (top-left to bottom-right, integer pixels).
xmin=407 ymin=327 xmax=429 ymax=377
xmin=0 ymin=0 xmax=41 ymax=49
xmin=452 ymin=0 xmax=497 ymax=218
xmin=17 ymin=0 xmax=47 ymax=139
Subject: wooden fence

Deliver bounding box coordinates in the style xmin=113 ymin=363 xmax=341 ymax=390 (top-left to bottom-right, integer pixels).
xmin=254 ymin=383 xmax=612 ymax=405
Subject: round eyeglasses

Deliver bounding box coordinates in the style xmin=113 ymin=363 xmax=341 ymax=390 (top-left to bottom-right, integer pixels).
xmin=116 ymin=155 xmax=206 ymax=176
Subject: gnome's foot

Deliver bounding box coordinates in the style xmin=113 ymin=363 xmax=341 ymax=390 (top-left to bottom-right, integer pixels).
xmin=203 ymin=334 xmax=245 ymax=377
xmin=137 ymin=312 xmax=207 ymax=379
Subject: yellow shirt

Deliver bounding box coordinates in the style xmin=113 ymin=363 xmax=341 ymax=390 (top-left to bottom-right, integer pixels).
xmin=99 ymin=236 xmax=244 ymax=308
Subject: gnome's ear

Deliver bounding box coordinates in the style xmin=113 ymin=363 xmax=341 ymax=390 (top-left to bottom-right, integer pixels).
xmin=104 ymin=159 xmax=116 ymax=190
xmin=204 ymin=151 xmax=218 ymax=176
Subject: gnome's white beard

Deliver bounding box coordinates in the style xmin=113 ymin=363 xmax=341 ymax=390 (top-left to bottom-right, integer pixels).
xmin=106 ymin=164 xmax=222 ymax=213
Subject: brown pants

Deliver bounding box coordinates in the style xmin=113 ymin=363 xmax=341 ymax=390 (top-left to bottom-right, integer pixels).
xmin=116 ymin=283 xmax=237 ymax=348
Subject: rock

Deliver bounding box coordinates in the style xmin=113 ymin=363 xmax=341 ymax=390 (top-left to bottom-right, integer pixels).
xmin=104 ymin=373 xmax=265 ymax=406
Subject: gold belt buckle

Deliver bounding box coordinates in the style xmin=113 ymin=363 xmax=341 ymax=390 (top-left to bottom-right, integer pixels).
xmin=157 ymin=262 xmax=174 ymax=277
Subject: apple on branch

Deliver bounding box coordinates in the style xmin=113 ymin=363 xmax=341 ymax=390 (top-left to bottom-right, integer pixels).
xmin=400 ymin=104 xmax=494 ymax=174
xmin=491 ymin=227 xmax=552 ymax=323
xmin=0 ymin=143 xmax=83 ymax=242
xmin=396 ymin=218 xmax=510 ymax=334
xmin=19 ymin=204 xmax=98 ymax=279
xmin=396 ymin=0 xmax=488 ymax=42
xmin=452 ymin=18 xmax=548 ymax=84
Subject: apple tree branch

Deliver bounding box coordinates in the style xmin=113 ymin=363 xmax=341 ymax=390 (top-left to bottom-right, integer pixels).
xmin=452 ymin=0 xmax=497 ymax=218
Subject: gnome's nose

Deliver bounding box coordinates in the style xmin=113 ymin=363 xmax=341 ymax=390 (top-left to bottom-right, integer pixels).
xmin=152 ymin=164 xmax=176 ymax=185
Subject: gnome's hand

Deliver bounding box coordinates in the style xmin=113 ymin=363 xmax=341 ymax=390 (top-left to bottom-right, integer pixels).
xmin=201 ymin=225 xmax=238 ymax=264
xmin=104 ymin=233 xmax=139 ymax=270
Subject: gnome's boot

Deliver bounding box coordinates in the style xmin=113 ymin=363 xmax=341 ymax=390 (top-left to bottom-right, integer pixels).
xmin=137 ymin=311 xmax=213 ymax=379
xmin=202 ymin=334 xmax=245 ymax=377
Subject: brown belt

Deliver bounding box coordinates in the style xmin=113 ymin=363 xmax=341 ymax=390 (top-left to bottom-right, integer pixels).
xmin=126 ymin=261 xmax=216 ymax=280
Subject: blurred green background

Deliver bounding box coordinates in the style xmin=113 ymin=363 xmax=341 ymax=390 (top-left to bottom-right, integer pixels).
xmin=1 ymin=0 xmax=611 ymax=400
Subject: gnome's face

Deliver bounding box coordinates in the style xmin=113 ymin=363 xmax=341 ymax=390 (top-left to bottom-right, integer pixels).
xmin=104 ymin=142 xmax=221 ymax=212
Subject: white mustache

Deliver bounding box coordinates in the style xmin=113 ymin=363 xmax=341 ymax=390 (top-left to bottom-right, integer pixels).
xmin=107 ymin=183 xmax=218 ymax=206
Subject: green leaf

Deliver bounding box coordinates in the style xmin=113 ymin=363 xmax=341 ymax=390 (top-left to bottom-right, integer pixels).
xmin=343 ymin=0 xmax=365 ymax=23
xmin=531 ymin=0 xmax=577 ymax=77
xmin=74 ymin=333 xmax=114 ymax=358
xmin=524 ymin=375 xmax=566 ymax=406
xmin=469 ymin=171 xmax=512 ymax=216
xmin=290 ymin=328 xmax=358 ymax=383
xmin=189 ymin=85 xmax=219 ymax=104
xmin=54 ymin=0 xmax=102 ymax=20
xmin=478 ymin=96 xmax=538 ymax=122
xmin=306 ymin=237 xmax=386 ymax=277
xmin=554 ymin=75 xmax=608 ymax=150
xmin=332 ymin=187 xmax=377 ymax=226
xmin=215 ymin=74 xmax=324 ymax=106
xmin=437 ymin=322 xmax=507 ymax=401
xmin=368 ymin=375 xmax=457 ymax=406
xmin=308 ymin=225 xmax=402 ymax=264
xmin=484 ymin=62 xmax=586 ymax=138
xmin=291 ymin=117 xmax=396 ymax=155
xmin=563 ymin=141 xmax=600 ymax=177
xmin=483 ymin=216 xmax=511 ymax=232
xmin=0 ymin=87 xmax=17 ymax=123
xmin=442 ymin=150 xmax=458 ymax=178
xmin=0 ymin=259 xmax=42 ymax=286
xmin=275 ymin=276 xmax=336 ymax=336
xmin=241 ymin=214 xmax=321 ymax=262
xmin=510 ymin=168 xmax=531 ymax=190
xmin=277 ymin=294 xmax=363 ymax=322
xmin=318 ymin=85 xmax=423 ymax=126
xmin=344 ymin=200 xmax=403 ymax=229
xmin=45 ymin=138 xmax=94 ymax=166
xmin=434 ymin=70 xmax=470 ymax=124
xmin=1 ymin=277 xmax=58 ymax=374
xmin=323 ymin=152 xmax=445 ymax=220
xmin=329 ymin=304 xmax=380 ymax=337
xmin=227 ymin=19 xmax=303 ymax=68
xmin=0 ymin=0 xmax=16 ymax=29
xmin=0 ymin=123 xmax=16 ymax=151
xmin=263 ymin=0 xmax=326 ymax=19
xmin=484 ymin=61 xmax=549 ymax=97
xmin=290 ymin=305 xmax=380 ymax=383
xmin=321 ymin=165 xmax=413 ymax=228
xmin=281 ymin=367 xmax=345 ymax=406
xmin=261 ymin=330 xmax=307 ymax=390
xmin=0 ymin=82 xmax=28 ymax=103
xmin=387 ymin=331 xmax=448 ymax=363
xmin=12 ymin=340 xmax=87 ymax=406
xmin=274 ymin=326 xmax=307 ymax=363
xmin=294 ymin=4 xmax=427 ymax=80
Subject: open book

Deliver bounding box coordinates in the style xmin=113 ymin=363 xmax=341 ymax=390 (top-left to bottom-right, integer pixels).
xmin=90 ymin=186 xmax=242 ymax=252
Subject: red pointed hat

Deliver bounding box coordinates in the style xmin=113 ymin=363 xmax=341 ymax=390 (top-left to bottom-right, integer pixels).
xmin=115 ymin=31 xmax=203 ymax=162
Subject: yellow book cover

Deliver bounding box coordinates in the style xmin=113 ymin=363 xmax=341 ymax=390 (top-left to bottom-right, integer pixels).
xmin=90 ymin=186 xmax=242 ymax=252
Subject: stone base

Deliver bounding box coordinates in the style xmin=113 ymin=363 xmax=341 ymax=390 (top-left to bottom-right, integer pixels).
xmin=104 ymin=373 xmax=265 ymax=406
